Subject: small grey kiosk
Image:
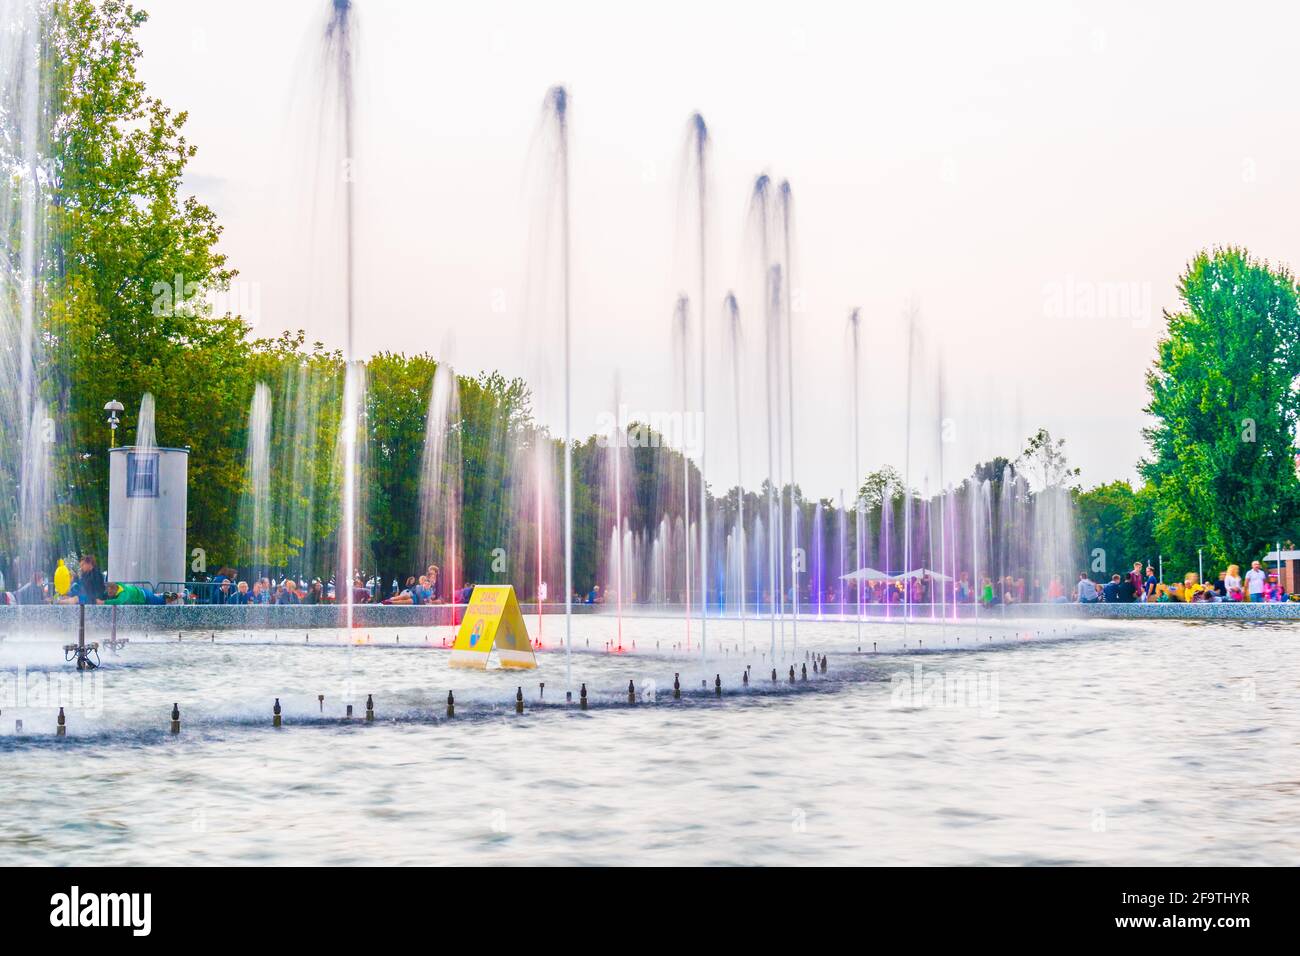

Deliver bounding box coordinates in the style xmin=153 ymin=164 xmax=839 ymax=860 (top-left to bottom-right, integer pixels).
xmin=107 ymin=445 xmax=189 ymax=589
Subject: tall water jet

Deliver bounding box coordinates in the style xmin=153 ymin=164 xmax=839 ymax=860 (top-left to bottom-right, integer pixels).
xmin=541 ymin=84 xmax=574 ymax=687
xmin=837 ymin=489 xmax=846 ymax=619
xmin=324 ymin=0 xmax=359 ymax=625
xmin=766 ymin=265 xmax=783 ymax=654
xmin=121 ymin=394 xmax=157 ymax=582
xmin=418 ymin=363 xmax=462 ymax=616
xmin=335 ymin=362 xmax=371 ymax=603
xmin=240 ymin=383 xmax=273 ymax=581
xmin=607 ymin=374 xmax=627 ymax=648
xmin=685 ymin=112 xmax=710 ymax=659
xmin=671 ymin=293 xmax=692 ymax=647
xmin=847 ymin=308 xmax=863 ymax=643
xmin=779 ymin=180 xmax=798 ymax=655
xmin=0 ymin=0 xmax=58 ymax=583
xmin=276 ymin=360 xmax=333 ymax=583
xmin=748 ymin=174 xmax=779 ymax=657
xmin=724 ymin=291 xmax=746 ymax=652
xmin=902 ymin=310 xmax=919 ymax=624
xmin=936 ymin=363 xmax=947 ymax=621
xmin=813 ymin=500 xmax=823 ymax=618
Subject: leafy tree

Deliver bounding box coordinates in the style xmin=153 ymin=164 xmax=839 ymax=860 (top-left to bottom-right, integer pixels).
xmin=1142 ymin=247 xmax=1300 ymax=568
xmin=973 ymin=457 xmax=1015 ymax=483
xmin=1018 ymin=428 xmax=1080 ymax=491
xmin=857 ymin=465 xmax=902 ymax=511
xmin=1074 ymin=480 xmax=1158 ymax=575
xmin=36 ymin=0 xmax=248 ymax=568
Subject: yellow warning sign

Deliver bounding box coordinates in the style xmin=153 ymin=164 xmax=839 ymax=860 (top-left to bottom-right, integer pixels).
xmin=449 ymin=585 xmax=537 ymax=670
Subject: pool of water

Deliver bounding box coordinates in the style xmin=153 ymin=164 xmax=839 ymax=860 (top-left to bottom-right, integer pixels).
xmin=0 ymin=614 xmax=1294 ymax=865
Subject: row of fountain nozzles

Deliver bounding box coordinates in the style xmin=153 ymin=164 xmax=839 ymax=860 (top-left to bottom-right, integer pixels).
xmin=59 ymin=658 xmax=832 ymax=736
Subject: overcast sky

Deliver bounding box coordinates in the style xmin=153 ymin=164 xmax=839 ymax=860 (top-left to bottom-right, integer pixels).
xmin=135 ymin=0 xmax=1300 ymax=500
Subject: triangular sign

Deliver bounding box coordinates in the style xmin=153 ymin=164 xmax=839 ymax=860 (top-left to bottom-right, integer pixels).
xmin=449 ymin=585 xmax=537 ymax=670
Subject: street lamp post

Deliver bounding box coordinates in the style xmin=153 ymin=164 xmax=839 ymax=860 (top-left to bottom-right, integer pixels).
xmin=104 ymin=399 xmax=123 ymax=449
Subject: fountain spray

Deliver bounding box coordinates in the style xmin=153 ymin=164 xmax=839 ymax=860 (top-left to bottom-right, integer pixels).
xmin=612 ymin=374 xmax=624 ymax=650
xmin=325 ymin=0 xmax=358 ymax=632
xmin=779 ymin=181 xmax=797 ymax=658
xmin=936 ymin=362 xmax=948 ymax=624
xmin=725 ymin=292 xmax=746 ymax=654
xmin=750 ymin=174 xmax=777 ymax=660
xmin=766 ymin=266 xmax=781 ymax=660
xmin=690 ymin=113 xmax=709 ymax=660
xmin=838 ymin=489 xmax=846 ymax=621
xmin=848 ymin=308 xmax=863 ymax=647
xmin=902 ymin=310 xmax=918 ymax=630
xmin=545 ymin=85 xmax=573 ymax=690
xmin=674 ymin=294 xmax=692 ymax=649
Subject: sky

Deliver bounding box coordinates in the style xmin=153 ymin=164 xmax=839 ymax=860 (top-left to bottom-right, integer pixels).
xmin=134 ymin=0 xmax=1300 ymax=500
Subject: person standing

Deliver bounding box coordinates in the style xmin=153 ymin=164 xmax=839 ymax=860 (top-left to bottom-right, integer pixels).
xmin=1245 ymin=560 xmax=1267 ymax=602
xmin=1144 ymin=566 xmax=1158 ymax=601
xmin=1224 ymin=564 xmax=1243 ymax=601
xmin=1128 ymin=562 xmax=1144 ymax=598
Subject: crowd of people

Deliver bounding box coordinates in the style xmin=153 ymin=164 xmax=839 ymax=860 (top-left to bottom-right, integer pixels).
xmin=1075 ymin=559 xmax=1291 ymax=603
xmin=0 ymin=558 xmax=475 ymax=607
xmin=3 ymin=553 xmax=1295 ymax=609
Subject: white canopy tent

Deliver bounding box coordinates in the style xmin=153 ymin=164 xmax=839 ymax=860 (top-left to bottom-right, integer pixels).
xmin=838 ymin=567 xmax=893 ymax=582
xmin=892 ymin=568 xmax=954 ymax=582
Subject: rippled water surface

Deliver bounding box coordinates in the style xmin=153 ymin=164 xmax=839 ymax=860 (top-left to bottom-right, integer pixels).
xmin=1 ymin=614 xmax=1294 ymax=865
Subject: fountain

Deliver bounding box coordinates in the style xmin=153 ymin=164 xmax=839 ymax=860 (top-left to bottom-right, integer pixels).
xmin=724 ymin=291 xmax=746 ymax=651
xmin=239 ymin=383 xmax=273 ymax=582
xmin=0 ymin=0 xmax=60 ymax=586
xmin=685 ymin=112 xmax=710 ymax=659
xmin=541 ymin=84 xmax=574 ymax=687
xmin=672 ymin=293 xmax=692 ymax=647
xmin=418 ymin=363 xmax=462 ymax=616
xmin=323 ymin=0 xmax=361 ymax=624
xmin=779 ymin=180 xmax=798 ymax=656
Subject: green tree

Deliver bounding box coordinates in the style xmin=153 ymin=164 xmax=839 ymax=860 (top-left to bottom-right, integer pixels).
xmin=39 ymin=0 xmax=249 ymax=565
xmin=1142 ymin=247 xmax=1300 ymax=568
xmin=857 ymin=465 xmax=902 ymax=511
xmin=1018 ymin=428 xmax=1080 ymax=491
xmin=1075 ymin=480 xmax=1157 ymax=575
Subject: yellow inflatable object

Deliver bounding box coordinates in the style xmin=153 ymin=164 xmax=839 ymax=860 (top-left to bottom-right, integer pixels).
xmin=53 ymin=558 xmax=72 ymax=596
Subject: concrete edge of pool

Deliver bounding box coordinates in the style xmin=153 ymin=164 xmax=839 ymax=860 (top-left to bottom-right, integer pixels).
xmin=1 ymin=600 xmax=1297 ymax=631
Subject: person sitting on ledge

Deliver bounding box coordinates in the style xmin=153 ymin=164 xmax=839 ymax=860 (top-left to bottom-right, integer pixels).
xmin=229 ymin=580 xmax=252 ymax=605
xmin=59 ymin=554 xmax=106 ymax=605
xmin=1076 ymin=572 xmax=1099 ymax=603
xmin=104 ymin=582 xmax=165 ymax=605
xmin=1102 ymin=574 xmax=1122 ymax=602
xmin=349 ymin=577 xmax=371 ymax=605
xmin=13 ymin=571 xmax=47 ymax=605
xmin=383 ymin=576 xmax=424 ymax=605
